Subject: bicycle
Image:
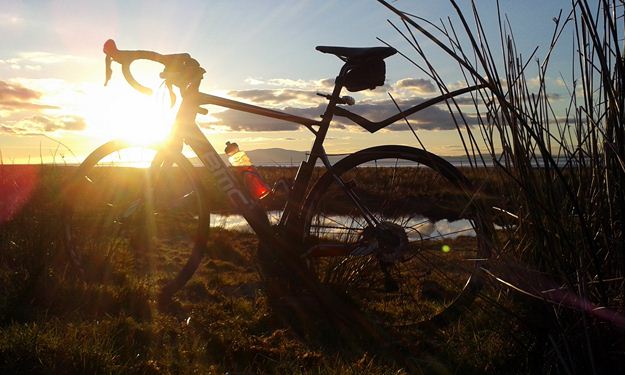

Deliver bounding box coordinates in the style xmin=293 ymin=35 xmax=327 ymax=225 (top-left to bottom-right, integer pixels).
xmin=63 ymin=39 xmax=493 ymax=331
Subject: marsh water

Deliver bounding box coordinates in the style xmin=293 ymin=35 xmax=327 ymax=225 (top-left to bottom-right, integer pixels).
xmin=210 ymin=211 xmax=476 ymax=240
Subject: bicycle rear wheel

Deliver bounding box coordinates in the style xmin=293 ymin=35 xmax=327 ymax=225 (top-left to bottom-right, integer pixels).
xmin=63 ymin=140 xmax=209 ymax=302
xmin=301 ymin=145 xmax=492 ymax=330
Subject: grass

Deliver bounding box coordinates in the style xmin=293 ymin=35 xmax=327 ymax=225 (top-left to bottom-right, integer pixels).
xmin=0 ymin=164 xmax=544 ymax=374
xmin=202 ymin=165 xmax=504 ymax=215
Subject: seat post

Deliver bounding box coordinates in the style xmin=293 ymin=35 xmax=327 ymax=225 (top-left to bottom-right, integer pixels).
xmin=278 ymin=68 xmax=348 ymax=230
xmin=331 ymin=63 xmax=351 ymax=98
xmin=311 ymin=64 xmax=351 ymax=148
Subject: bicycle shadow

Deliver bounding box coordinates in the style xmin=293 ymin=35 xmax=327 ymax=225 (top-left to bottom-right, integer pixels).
xmin=255 ymin=239 xmax=430 ymax=370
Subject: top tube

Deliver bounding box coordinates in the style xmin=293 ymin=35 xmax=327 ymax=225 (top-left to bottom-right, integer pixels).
xmin=194 ymin=92 xmax=321 ymax=133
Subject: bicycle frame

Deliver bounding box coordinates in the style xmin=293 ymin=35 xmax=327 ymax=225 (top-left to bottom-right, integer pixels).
xmin=101 ymin=39 xmax=486 ymax=244
xmin=166 ymin=65 xmax=341 ymax=241
xmin=86 ymin=40 xmax=495 ymax=329
xmin=158 ymin=59 xmax=485 ymax=245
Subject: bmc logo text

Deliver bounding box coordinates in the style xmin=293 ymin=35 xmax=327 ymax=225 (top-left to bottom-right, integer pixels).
xmin=200 ymin=149 xmax=251 ymax=207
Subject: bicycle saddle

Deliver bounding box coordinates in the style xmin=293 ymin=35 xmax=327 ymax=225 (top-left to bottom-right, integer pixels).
xmin=316 ymin=46 xmax=397 ymax=61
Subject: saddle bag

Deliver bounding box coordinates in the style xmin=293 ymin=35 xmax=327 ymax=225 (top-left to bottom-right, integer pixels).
xmin=343 ymin=58 xmax=386 ymax=92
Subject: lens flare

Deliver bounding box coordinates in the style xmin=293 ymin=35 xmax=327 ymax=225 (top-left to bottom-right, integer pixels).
xmin=0 ymin=165 xmax=39 ymax=224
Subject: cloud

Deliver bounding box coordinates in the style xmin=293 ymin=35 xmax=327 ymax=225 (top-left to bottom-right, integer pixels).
xmin=443 ymin=80 xmax=477 ymax=91
xmin=227 ymin=89 xmax=323 ymax=107
xmin=0 ymin=81 xmax=58 ymax=112
xmin=0 ymin=80 xmax=40 ymax=101
xmin=244 ymin=77 xmax=334 ymax=90
xmin=202 ymin=76 xmax=477 ymax=132
xmin=0 ymin=101 xmax=58 ymax=110
xmin=0 ymin=80 xmax=86 ymax=133
xmin=394 ymin=78 xmax=436 ymax=94
xmin=228 ymin=78 xmax=337 ymax=110
xmin=390 ymin=78 xmax=488 ymax=104
xmin=202 ymin=100 xmax=345 ymax=132
xmin=0 ymin=114 xmax=87 ymax=134
xmin=0 ymin=52 xmax=83 ymax=71
xmin=31 ymin=115 xmax=86 ymax=132
xmin=319 ymin=78 xmax=335 ymax=88
xmin=0 ymin=80 xmax=59 ymax=111
xmin=204 ymin=109 xmax=304 ymax=131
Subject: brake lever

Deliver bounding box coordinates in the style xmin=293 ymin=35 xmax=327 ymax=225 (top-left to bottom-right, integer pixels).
xmin=165 ymin=80 xmax=176 ymax=107
xmin=104 ymin=55 xmax=112 ymax=86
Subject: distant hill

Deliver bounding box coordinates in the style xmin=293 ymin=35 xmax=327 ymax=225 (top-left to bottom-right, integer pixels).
xmin=189 ymin=148 xmax=308 ymax=167
xmin=246 ymin=148 xmax=308 ymax=166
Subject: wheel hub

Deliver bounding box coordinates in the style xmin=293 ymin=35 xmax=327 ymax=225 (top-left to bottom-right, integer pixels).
xmin=350 ymin=221 xmax=409 ymax=262
xmin=375 ymin=221 xmax=409 ymax=263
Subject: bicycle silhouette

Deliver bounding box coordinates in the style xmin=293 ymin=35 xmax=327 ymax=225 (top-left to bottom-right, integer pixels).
xmin=63 ymin=39 xmax=492 ymax=331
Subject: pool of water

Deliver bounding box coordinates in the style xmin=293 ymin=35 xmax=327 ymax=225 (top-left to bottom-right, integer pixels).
xmin=209 ymin=211 xmax=476 ymax=240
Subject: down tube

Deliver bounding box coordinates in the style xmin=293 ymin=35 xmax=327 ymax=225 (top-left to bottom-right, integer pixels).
xmin=184 ymin=127 xmax=273 ymax=233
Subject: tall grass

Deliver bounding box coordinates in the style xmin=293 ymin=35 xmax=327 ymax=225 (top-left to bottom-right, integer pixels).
xmin=379 ymin=0 xmax=625 ymax=372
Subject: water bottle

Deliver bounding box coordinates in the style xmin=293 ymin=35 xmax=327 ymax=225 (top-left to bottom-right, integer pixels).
xmin=225 ymin=141 xmax=271 ymax=199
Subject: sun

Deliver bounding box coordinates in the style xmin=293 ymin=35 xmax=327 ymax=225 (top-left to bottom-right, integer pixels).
xmin=82 ymin=63 xmax=178 ymax=147
xmin=84 ymin=83 xmax=177 ymax=146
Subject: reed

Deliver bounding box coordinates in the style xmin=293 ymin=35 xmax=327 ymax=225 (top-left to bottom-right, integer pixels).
xmin=379 ymin=0 xmax=625 ymax=372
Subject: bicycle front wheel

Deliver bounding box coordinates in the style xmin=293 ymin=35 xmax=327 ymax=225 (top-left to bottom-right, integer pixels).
xmin=63 ymin=140 xmax=209 ymax=302
xmin=301 ymin=145 xmax=492 ymax=330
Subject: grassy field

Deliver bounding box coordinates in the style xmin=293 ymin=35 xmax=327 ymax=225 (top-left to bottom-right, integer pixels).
xmin=0 ymin=164 xmax=548 ymax=374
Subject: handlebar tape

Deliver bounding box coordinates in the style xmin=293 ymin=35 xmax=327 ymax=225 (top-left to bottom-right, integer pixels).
xmin=103 ymin=39 xmax=199 ymax=98
xmin=103 ymin=39 xmax=154 ymax=95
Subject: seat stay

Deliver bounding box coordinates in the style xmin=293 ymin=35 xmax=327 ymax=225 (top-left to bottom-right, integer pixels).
xmin=333 ymin=84 xmax=487 ymax=133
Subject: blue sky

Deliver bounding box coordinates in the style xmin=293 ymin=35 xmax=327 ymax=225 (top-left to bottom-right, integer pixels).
xmin=0 ymin=0 xmax=574 ymax=163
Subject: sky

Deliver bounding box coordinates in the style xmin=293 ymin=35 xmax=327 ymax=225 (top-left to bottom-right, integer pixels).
xmin=0 ymin=0 xmax=574 ymax=164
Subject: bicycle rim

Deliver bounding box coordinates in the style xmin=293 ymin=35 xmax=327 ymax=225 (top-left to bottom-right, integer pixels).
xmin=301 ymin=145 xmax=492 ymax=330
xmin=62 ymin=140 xmax=209 ymax=301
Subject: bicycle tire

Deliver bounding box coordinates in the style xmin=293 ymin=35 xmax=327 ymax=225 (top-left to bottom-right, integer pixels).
xmin=62 ymin=140 xmax=209 ymax=302
xmin=300 ymin=145 xmax=492 ymax=330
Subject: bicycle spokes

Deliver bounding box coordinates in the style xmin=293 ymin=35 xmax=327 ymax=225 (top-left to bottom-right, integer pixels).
xmin=302 ymin=146 xmax=491 ymax=329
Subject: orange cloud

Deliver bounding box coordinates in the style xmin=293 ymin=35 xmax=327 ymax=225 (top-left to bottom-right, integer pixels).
xmin=0 ymin=80 xmax=59 ymax=111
